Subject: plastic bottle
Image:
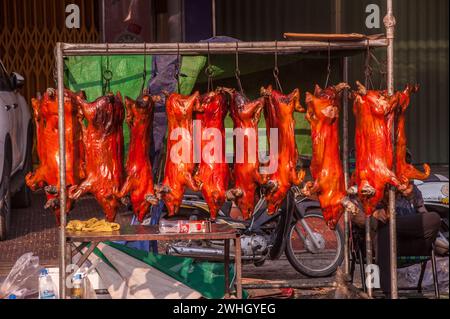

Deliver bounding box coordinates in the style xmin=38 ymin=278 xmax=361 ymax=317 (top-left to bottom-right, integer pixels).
xmin=71 ymin=273 xmax=84 ymax=299
xmin=38 ymin=268 xmax=57 ymax=299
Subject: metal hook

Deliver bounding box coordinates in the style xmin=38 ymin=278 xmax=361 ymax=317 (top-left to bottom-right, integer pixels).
xmin=364 ymin=39 xmax=374 ymax=90
xmin=176 ymin=42 xmax=181 ymax=93
xmin=103 ymin=43 xmax=113 ymax=95
xmin=273 ymin=40 xmax=283 ymax=93
xmin=324 ymin=41 xmax=332 ymax=88
xmin=235 ymin=42 xmax=244 ymax=94
xmin=141 ymin=42 xmax=148 ymax=94
xmin=205 ymin=42 xmax=214 ymax=92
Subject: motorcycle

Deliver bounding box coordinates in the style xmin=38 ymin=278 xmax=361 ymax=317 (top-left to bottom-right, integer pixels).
xmin=163 ymin=186 xmax=344 ymax=278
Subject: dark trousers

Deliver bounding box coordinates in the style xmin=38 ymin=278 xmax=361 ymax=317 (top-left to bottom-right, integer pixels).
xmin=376 ymin=211 xmax=441 ymax=293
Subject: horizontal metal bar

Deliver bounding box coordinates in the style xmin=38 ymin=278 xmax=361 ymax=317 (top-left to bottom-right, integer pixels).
xmin=60 ymin=39 xmax=388 ymax=56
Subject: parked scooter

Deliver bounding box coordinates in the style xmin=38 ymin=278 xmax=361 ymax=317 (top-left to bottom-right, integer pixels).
xmin=164 ymin=186 xmax=344 ymax=278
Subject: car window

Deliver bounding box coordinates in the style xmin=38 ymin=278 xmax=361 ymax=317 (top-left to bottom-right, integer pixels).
xmin=0 ymin=60 xmax=12 ymax=91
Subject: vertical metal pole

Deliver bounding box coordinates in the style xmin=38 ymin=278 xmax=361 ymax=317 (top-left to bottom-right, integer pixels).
xmin=342 ymin=57 xmax=350 ymax=276
xmin=365 ymin=217 xmax=373 ymax=297
xmin=335 ymin=0 xmax=351 ymax=277
xmin=384 ymin=0 xmax=398 ymax=299
xmin=56 ymin=42 xmax=67 ymax=299
xmin=211 ymin=0 xmax=216 ymax=37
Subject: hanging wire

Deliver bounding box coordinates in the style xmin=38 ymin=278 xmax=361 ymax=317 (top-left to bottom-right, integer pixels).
xmin=102 ymin=43 xmax=113 ymax=95
xmin=176 ymin=42 xmax=181 ymax=93
xmin=234 ymin=42 xmax=244 ymax=95
xmin=273 ymin=40 xmax=283 ymax=93
xmin=369 ymin=51 xmax=387 ymax=90
xmin=205 ymin=42 xmax=214 ymax=92
xmin=141 ymin=42 xmax=147 ymax=94
xmin=324 ymin=41 xmax=332 ymax=88
xmin=364 ymin=40 xmax=375 ymax=90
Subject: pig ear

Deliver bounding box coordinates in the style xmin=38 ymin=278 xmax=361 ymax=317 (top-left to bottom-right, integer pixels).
xmin=260 ymin=86 xmax=272 ymax=97
xmin=314 ymin=84 xmax=321 ymax=96
xmin=124 ymin=96 xmax=134 ymax=108
xmin=305 ymin=92 xmax=314 ymax=104
xmin=115 ymin=91 xmax=123 ymax=102
xmin=291 ymin=88 xmax=305 ymax=112
xmin=76 ymin=90 xmax=87 ymax=100
xmin=355 ymin=81 xmax=367 ymax=95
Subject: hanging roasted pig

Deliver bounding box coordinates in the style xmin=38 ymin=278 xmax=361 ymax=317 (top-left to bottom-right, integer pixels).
xmin=224 ymin=88 xmax=265 ymax=220
xmin=395 ymin=84 xmax=430 ymax=181
xmin=69 ymin=92 xmax=125 ymax=221
xmin=25 ymin=88 xmax=85 ymax=221
xmin=302 ymin=83 xmax=355 ymax=228
xmin=158 ymin=92 xmax=202 ymax=216
xmin=116 ymin=93 xmax=159 ymax=222
xmin=194 ymin=90 xmax=230 ymax=220
xmin=260 ymin=85 xmax=306 ymax=215
xmin=350 ymin=81 xmax=406 ymax=216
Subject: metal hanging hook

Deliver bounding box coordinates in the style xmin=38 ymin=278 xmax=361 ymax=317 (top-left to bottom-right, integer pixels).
xmin=176 ymin=42 xmax=181 ymax=93
xmin=141 ymin=42 xmax=148 ymax=94
xmin=235 ymin=42 xmax=244 ymax=95
xmin=324 ymin=41 xmax=332 ymax=88
xmin=364 ymin=40 xmax=375 ymax=90
xmin=103 ymin=43 xmax=113 ymax=95
xmin=205 ymin=42 xmax=214 ymax=92
xmin=273 ymin=40 xmax=283 ymax=93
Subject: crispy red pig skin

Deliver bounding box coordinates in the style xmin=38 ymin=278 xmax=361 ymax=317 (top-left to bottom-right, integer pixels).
xmin=68 ymin=92 xmax=125 ymax=221
xmin=302 ymin=83 xmax=353 ymax=229
xmin=159 ymin=92 xmax=202 ymax=217
xmin=117 ymin=94 xmax=159 ymax=222
xmin=225 ymin=88 xmax=265 ymax=220
xmin=261 ymin=85 xmax=306 ymax=215
xmin=395 ymin=84 xmax=430 ymax=181
xmin=25 ymin=88 xmax=85 ymax=223
xmin=194 ymin=90 xmax=230 ymax=220
xmin=351 ymin=81 xmax=406 ymax=216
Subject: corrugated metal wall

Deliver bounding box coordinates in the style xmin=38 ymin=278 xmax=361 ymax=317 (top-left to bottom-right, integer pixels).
xmin=215 ymin=0 xmax=449 ymax=164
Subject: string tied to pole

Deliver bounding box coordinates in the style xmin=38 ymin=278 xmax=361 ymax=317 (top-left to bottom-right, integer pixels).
xmin=273 ymin=40 xmax=283 ymax=93
xmin=324 ymin=41 xmax=332 ymax=88
xmin=102 ymin=43 xmax=113 ymax=95
xmin=235 ymin=42 xmax=244 ymax=95
xmin=205 ymin=42 xmax=214 ymax=92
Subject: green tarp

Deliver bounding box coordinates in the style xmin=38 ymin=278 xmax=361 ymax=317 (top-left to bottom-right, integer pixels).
xmin=64 ymin=55 xmax=206 ymax=153
xmin=93 ymin=242 xmax=247 ymax=299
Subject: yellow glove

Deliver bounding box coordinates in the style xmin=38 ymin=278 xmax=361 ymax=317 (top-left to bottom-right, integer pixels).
xmin=66 ymin=218 xmax=120 ymax=232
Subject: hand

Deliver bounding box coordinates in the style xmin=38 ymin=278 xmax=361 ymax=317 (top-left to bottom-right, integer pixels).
xmin=373 ymin=209 xmax=389 ymax=223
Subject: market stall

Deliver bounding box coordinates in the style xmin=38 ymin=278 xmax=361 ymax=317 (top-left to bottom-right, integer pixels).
xmin=53 ymin=0 xmax=399 ymax=300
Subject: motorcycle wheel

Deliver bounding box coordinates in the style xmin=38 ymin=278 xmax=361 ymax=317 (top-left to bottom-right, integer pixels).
xmin=285 ymin=210 xmax=344 ymax=277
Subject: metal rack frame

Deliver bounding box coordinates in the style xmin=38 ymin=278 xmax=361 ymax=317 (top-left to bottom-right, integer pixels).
xmin=55 ymin=0 xmax=397 ymax=299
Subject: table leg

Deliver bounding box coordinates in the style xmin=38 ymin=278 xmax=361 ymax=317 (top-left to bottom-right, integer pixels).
xmin=224 ymin=239 xmax=230 ymax=298
xmin=234 ymin=235 xmax=242 ymax=299
xmin=76 ymin=241 xmax=99 ymax=268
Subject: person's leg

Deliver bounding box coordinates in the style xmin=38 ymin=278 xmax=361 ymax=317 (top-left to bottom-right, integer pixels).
xmin=377 ymin=212 xmax=441 ymax=294
xmin=376 ymin=221 xmax=391 ymax=294
xmin=396 ymin=212 xmax=441 ymax=256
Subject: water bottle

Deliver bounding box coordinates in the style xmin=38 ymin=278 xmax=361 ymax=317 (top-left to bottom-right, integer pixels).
xmin=38 ymin=268 xmax=57 ymax=299
xmin=70 ymin=273 xmax=84 ymax=299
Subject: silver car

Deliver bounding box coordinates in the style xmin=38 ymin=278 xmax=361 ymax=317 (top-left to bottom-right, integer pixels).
xmin=0 ymin=58 xmax=32 ymax=240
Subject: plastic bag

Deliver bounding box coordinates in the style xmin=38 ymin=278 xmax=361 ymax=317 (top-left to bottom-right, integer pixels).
xmin=0 ymin=253 xmax=40 ymax=299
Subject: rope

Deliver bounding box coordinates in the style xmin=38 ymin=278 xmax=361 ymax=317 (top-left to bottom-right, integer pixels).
xmin=235 ymin=42 xmax=244 ymax=95
xmin=273 ymin=40 xmax=283 ymax=92
xmin=324 ymin=41 xmax=332 ymax=88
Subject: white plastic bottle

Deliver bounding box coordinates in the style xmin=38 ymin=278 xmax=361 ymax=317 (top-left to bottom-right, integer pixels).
xmin=38 ymin=268 xmax=57 ymax=299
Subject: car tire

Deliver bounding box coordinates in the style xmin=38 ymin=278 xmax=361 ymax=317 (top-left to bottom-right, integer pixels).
xmin=0 ymin=151 xmax=12 ymax=241
xmin=12 ymin=122 xmax=33 ymax=208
